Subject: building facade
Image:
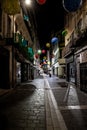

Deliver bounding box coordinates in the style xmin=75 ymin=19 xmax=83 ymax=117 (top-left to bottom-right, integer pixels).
xmin=0 ymin=1 xmax=39 ymax=89
xmin=51 ymin=31 xmax=65 ymax=78
xmin=62 ymin=0 xmax=87 ymax=92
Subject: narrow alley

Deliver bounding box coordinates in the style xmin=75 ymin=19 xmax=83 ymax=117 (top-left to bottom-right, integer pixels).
xmin=0 ymin=75 xmax=87 ymax=130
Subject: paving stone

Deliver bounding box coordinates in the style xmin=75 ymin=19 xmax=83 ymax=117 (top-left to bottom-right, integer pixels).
xmin=0 ymin=79 xmax=46 ymax=130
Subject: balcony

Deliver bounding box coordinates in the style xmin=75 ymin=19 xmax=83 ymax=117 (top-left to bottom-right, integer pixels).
xmin=62 ymin=29 xmax=87 ymax=58
xmin=62 ymin=40 xmax=73 ymax=58
xmin=74 ymin=29 xmax=87 ymax=47
xmin=0 ymin=33 xmax=34 ymax=62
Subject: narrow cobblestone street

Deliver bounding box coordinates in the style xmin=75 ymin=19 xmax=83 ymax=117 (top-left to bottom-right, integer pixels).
xmin=0 ymin=1 xmax=87 ymax=130
xmin=0 ymin=75 xmax=87 ymax=130
xmin=0 ymin=76 xmax=46 ymax=130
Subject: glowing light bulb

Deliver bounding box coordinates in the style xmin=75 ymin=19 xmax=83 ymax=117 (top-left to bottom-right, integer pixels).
xmin=25 ymin=0 xmax=31 ymax=5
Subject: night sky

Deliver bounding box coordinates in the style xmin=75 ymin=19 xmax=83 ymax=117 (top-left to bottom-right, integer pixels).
xmin=20 ymin=0 xmax=65 ymax=49
xmin=34 ymin=0 xmax=65 ymax=49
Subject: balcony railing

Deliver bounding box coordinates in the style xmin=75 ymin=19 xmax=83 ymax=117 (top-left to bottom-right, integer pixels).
xmin=62 ymin=29 xmax=87 ymax=57
xmin=62 ymin=40 xmax=73 ymax=57
xmin=74 ymin=29 xmax=87 ymax=47
xmin=0 ymin=33 xmax=34 ymax=62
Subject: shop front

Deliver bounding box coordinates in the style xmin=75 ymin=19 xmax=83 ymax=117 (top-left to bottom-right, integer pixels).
xmin=66 ymin=55 xmax=76 ymax=83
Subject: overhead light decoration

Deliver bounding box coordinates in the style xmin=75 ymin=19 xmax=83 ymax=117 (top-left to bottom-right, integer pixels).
xmin=51 ymin=37 xmax=58 ymax=45
xmin=43 ymin=56 xmax=46 ymax=59
xmin=42 ymin=49 xmax=46 ymax=54
xmin=25 ymin=0 xmax=31 ymax=5
xmin=24 ymin=15 xmax=29 ymax=21
xmin=47 ymin=61 xmax=50 ymax=65
xmin=62 ymin=0 xmax=82 ymax=12
xmin=36 ymin=0 xmax=46 ymax=5
xmin=46 ymin=43 xmax=50 ymax=48
xmin=43 ymin=61 xmax=47 ymax=64
xmin=62 ymin=29 xmax=68 ymax=36
xmin=43 ymin=59 xmax=45 ymax=62
xmin=37 ymin=49 xmax=41 ymax=54
xmin=22 ymin=38 xmax=28 ymax=46
xmin=35 ymin=54 xmax=39 ymax=59
xmin=28 ymin=47 xmax=34 ymax=60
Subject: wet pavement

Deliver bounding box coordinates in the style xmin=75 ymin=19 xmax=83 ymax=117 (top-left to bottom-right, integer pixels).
xmin=0 ymin=75 xmax=87 ymax=130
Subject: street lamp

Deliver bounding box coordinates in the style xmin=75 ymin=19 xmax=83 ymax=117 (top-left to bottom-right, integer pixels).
xmin=25 ymin=0 xmax=31 ymax=5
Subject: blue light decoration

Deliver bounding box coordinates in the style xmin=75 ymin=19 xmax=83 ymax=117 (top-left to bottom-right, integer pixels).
xmin=23 ymin=14 xmax=29 ymax=21
xmin=22 ymin=38 xmax=28 ymax=46
xmin=28 ymin=47 xmax=34 ymax=60
xmin=62 ymin=0 xmax=82 ymax=12
xmin=51 ymin=37 xmax=58 ymax=45
xmin=43 ymin=59 xmax=45 ymax=62
xmin=28 ymin=47 xmax=33 ymax=54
